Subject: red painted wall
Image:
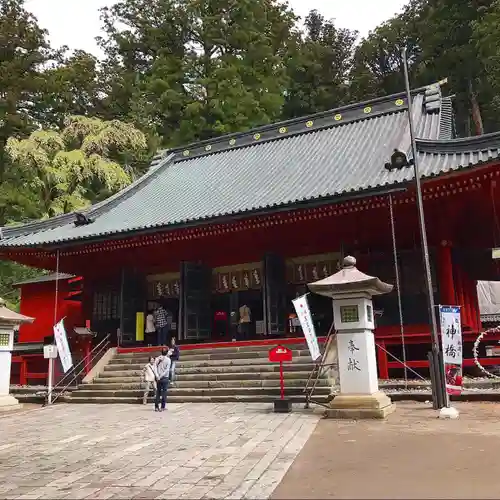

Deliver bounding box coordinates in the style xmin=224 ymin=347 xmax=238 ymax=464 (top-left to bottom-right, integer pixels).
xmin=18 ymin=280 xmax=84 ymax=343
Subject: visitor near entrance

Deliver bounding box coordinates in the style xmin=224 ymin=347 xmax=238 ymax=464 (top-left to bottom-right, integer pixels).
xmin=230 ymin=311 xmax=239 ymax=341
xmin=153 ymin=348 xmax=171 ymax=412
xmin=214 ymin=309 xmax=228 ymax=338
xmin=169 ymin=337 xmax=180 ymax=386
xmin=239 ymin=304 xmax=251 ymax=340
xmin=145 ymin=309 xmax=155 ymax=346
xmin=154 ymin=304 xmax=170 ymax=346
xmin=142 ymin=356 xmax=156 ymax=405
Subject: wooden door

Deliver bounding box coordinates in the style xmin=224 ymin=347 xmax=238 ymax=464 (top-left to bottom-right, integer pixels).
xmin=179 ymin=262 xmax=212 ymax=341
xmin=263 ymin=253 xmax=286 ymax=335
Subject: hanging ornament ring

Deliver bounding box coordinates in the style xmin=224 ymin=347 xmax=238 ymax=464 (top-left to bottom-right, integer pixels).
xmin=473 ymin=326 xmax=500 ymax=378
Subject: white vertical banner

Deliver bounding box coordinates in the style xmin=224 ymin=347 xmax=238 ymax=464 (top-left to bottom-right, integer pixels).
xmin=439 ymin=305 xmax=463 ymax=395
xmin=53 ymin=319 xmax=73 ymax=373
xmin=292 ymin=294 xmax=321 ymax=361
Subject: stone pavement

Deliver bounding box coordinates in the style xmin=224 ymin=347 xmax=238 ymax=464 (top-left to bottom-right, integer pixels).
xmin=272 ymin=402 xmax=500 ymax=499
xmin=0 ymin=403 xmax=319 ymax=499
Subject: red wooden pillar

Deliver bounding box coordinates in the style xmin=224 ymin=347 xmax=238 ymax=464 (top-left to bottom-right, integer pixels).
xmin=473 ymin=279 xmax=481 ymax=331
xmin=462 ymin=272 xmax=474 ymax=329
xmin=437 ymin=242 xmax=455 ymax=305
xmin=80 ymin=337 xmax=92 ymax=374
xmin=377 ymin=341 xmax=389 ymax=379
xmin=467 ymin=276 xmax=481 ymax=332
xmin=20 ymin=357 xmax=27 ymax=386
xmin=455 ymin=267 xmax=468 ymax=327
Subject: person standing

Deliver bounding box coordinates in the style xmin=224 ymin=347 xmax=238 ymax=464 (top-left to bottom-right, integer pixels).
xmin=145 ymin=309 xmax=155 ymax=346
xmin=142 ymin=356 xmax=156 ymax=405
xmin=153 ymin=348 xmax=171 ymax=412
xmin=154 ymin=304 xmax=168 ymax=346
xmin=239 ymin=304 xmax=251 ymax=340
xmin=169 ymin=337 xmax=180 ymax=386
xmin=230 ymin=311 xmax=238 ymax=342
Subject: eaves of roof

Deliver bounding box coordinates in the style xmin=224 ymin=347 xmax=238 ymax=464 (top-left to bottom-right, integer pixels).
xmin=12 ymin=272 xmax=74 ymax=287
xmin=2 ymin=82 xmax=499 ymax=250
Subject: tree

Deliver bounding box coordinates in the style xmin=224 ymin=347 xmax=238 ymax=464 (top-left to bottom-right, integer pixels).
xmin=38 ymin=50 xmax=104 ymax=129
xmin=0 ymin=261 xmax=45 ymax=311
xmin=349 ymin=0 xmax=497 ymax=136
xmin=98 ymin=0 xmax=297 ymax=146
xmin=282 ymin=10 xmax=357 ymax=119
xmin=349 ymin=3 xmax=425 ymax=102
xmin=5 ymin=116 xmax=148 ymax=217
xmin=472 ymin=0 xmax=500 ymax=129
xmin=413 ymin=0 xmax=494 ymax=135
xmin=0 ymin=0 xmax=54 ymax=225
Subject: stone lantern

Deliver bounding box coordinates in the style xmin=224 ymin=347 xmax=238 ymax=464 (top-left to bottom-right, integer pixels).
xmin=308 ymin=256 xmax=396 ymax=419
xmin=0 ymin=298 xmax=34 ymax=409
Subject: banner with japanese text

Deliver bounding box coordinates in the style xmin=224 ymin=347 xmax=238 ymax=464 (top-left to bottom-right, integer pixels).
xmin=439 ymin=305 xmax=463 ymax=395
xmin=292 ymin=294 xmax=321 ymax=361
xmin=53 ymin=319 xmax=73 ymax=374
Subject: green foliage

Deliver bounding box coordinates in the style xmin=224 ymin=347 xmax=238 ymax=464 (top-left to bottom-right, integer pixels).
xmin=283 ymin=10 xmax=357 ymax=119
xmin=98 ymin=0 xmax=297 ymax=145
xmin=0 ymin=261 xmax=45 ymax=310
xmin=6 ymin=116 xmax=147 ymax=216
xmin=4 ymin=0 xmax=500 ymax=298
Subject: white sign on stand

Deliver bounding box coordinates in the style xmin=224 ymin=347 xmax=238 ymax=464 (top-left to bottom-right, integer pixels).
xmin=292 ymin=294 xmax=321 ymax=361
xmin=53 ymin=319 xmax=73 ymax=373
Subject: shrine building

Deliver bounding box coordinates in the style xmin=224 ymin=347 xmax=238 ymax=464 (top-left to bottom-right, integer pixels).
xmin=2 ymin=81 xmax=500 ymax=378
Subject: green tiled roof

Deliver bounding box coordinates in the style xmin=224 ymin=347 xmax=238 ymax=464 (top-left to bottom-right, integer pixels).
xmin=2 ymin=82 xmax=499 ymax=249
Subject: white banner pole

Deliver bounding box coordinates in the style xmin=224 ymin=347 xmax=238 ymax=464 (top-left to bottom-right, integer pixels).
xmin=47 ymin=357 xmax=53 ymax=405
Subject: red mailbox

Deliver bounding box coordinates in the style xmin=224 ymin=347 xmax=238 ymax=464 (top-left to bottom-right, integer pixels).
xmin=268 ymin=345 xmax=293 ymax=403
xmin=268 ymin=345 xmax=293 ymax=363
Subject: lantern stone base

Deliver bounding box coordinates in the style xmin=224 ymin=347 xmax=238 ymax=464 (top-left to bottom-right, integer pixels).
xmin=324 ymin=391 xmax=395 ymax=420
xmin=0 ymin=394 xmax=22 ymax=411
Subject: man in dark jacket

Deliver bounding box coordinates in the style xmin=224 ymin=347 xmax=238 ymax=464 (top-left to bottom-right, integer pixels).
xmin=169 ymin=337 xmax=180 ymax=386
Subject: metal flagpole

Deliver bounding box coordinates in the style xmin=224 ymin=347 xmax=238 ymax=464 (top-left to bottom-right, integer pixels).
xmin=388 ymin=194 xmax=408 ymax=387
xmin=48 ymin=250 xmax=61 ymax=405
xmin=402 ymin=47 xmax=445 ymax=407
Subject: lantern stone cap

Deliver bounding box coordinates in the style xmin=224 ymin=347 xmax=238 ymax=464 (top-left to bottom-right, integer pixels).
xmin=308 ymin=256 xmax=393 ymax=298
xmin=0 ymin=298 xmax=34 ymax=325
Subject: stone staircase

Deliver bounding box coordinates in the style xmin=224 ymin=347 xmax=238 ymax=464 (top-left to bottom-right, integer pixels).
xmin=66 ymin=343 xmax=331 ymax=404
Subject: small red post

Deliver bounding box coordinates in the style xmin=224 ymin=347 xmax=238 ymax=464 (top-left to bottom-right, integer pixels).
xmin=279 ymin=361 xmax=284 ymax=400
xmin=269 ymin=345 xmax=292 ymax=408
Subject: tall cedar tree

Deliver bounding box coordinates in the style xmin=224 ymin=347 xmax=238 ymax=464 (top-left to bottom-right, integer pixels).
xmin=0 ymin=0 xmax=53 ymax=225
xmin=282 ymin=10 xmax=357 ymax=119
xmin=98 ymin=0 xmax=297 ymax=146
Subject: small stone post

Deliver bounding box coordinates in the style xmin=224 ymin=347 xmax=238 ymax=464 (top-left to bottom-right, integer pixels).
xmin=308 ymin=256 xmax=395 ymax=419
xmin=0 ymin=298 xmax=34 ymax=410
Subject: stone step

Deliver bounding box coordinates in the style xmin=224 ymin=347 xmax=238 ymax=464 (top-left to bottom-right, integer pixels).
xmin=104 ymin=357 xmax=314 ymax=372
xmin=98 ymin=363 xmax=317 ymax=379
xmin=93 ymin=369 xmax=319 ymax=384
xmin=83 ymin=378 xmax=328 ymax=390
xmin=64 ymin=394 xmax=329 ymax=404
xmin=73 ymin=386 xmax=330 ymax=398
xmin=115 ymin=343 xmax=306 ymax=358
xmin=110 ymin=349 xmax=312 ymax=364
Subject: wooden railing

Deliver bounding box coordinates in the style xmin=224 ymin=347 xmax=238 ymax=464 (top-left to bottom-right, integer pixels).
xmin=11 ymin=354 xmax=48 ymax=385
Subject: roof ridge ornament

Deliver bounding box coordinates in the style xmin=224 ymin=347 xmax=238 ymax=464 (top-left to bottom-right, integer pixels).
xmin=74 ymin=213 xmax=94 ymax=227
xmin=384 ymin=149 xmax=414 ymax=171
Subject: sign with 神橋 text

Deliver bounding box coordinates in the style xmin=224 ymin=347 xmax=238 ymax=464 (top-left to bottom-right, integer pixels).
xmin=292 ymin=294 xmax=321 ymax=361
xmin=439 ymin=305 xmax=463 ymax=395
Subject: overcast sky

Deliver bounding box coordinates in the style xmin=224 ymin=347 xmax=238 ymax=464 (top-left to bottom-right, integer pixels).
xmin=25 ymin=0 xmax=408 ymax=57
